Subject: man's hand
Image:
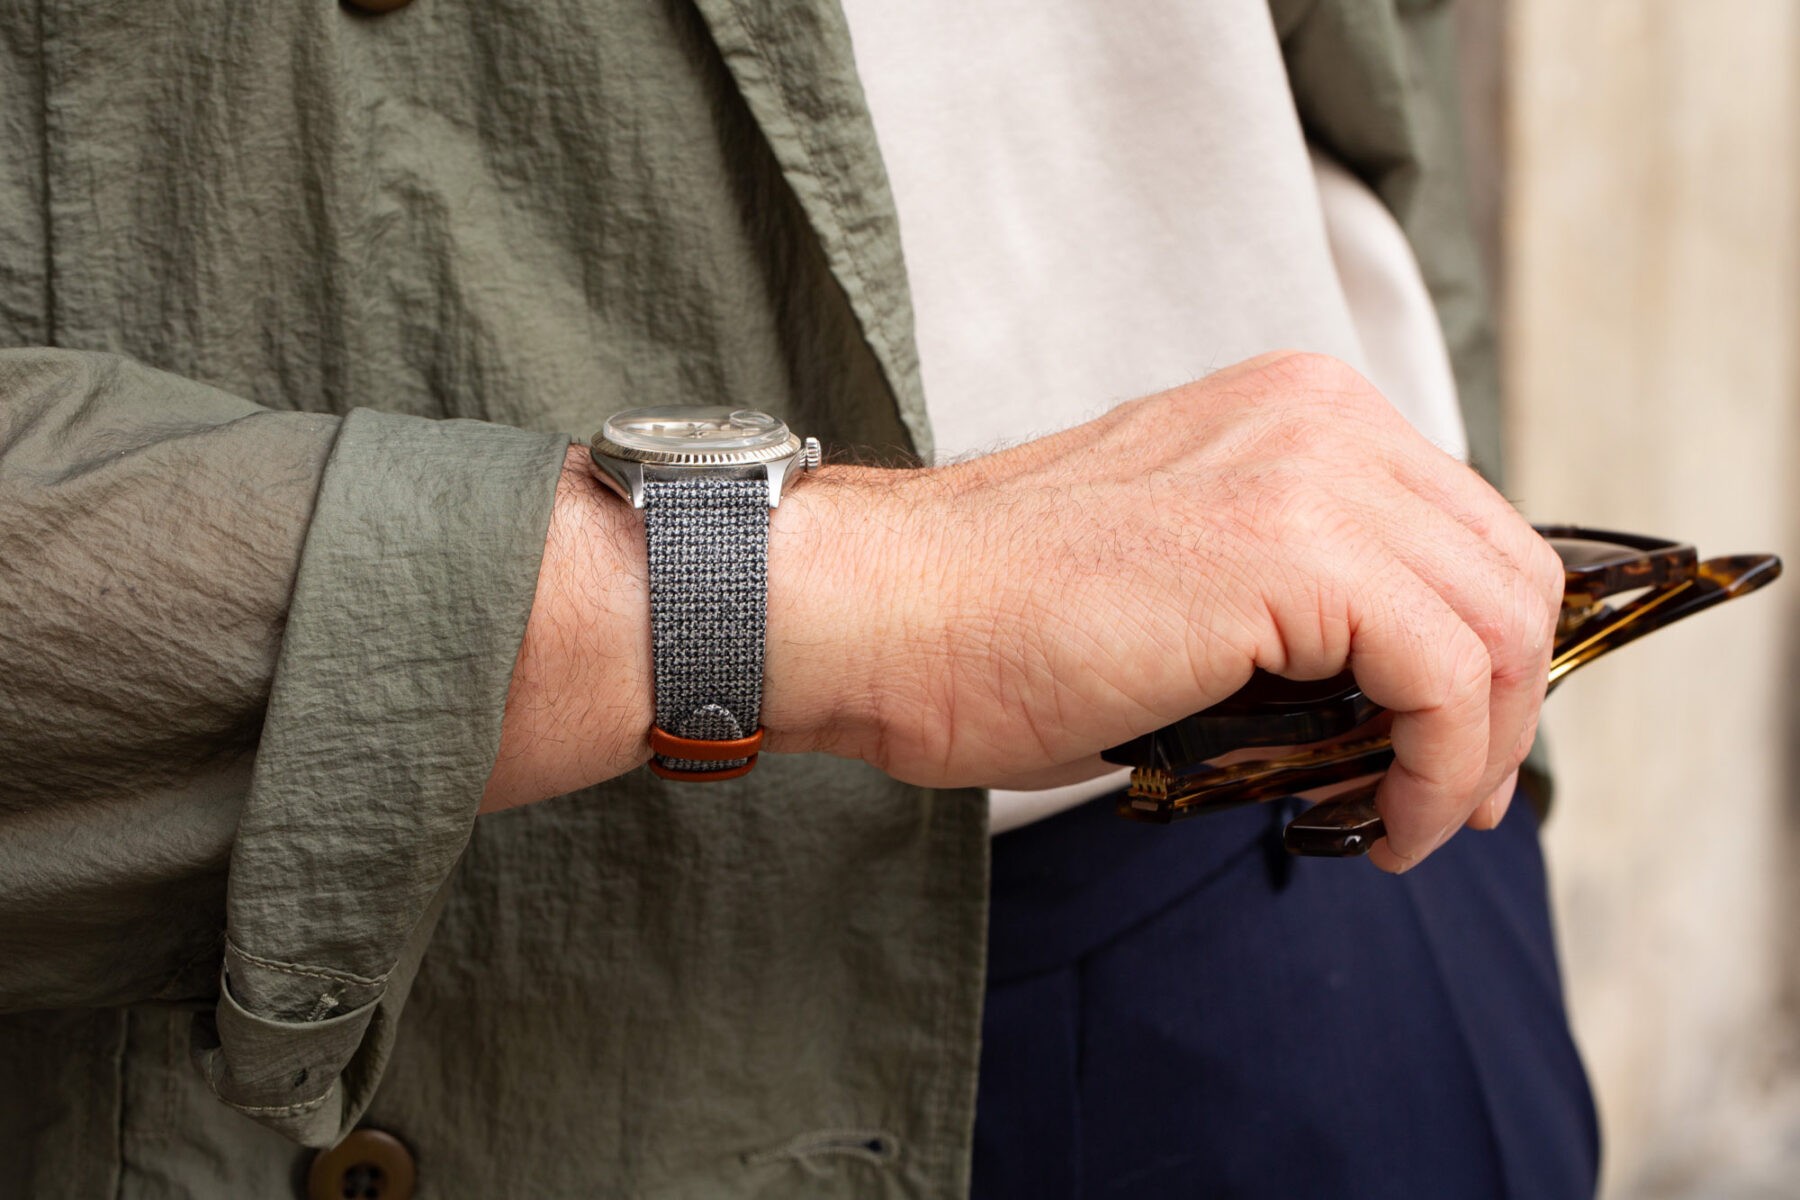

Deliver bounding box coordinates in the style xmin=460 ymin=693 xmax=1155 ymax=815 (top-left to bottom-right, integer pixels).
xmin=487 ymin=352 xmax=1562 ymax=874
xmin=765 ymin=353 xmax=1562 ymax=872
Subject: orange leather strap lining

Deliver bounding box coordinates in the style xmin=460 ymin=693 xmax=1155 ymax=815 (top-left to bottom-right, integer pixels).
xmin=650 ymin=726 xmax=765 ymax=761
xmin=648 ymin=758 xmax=757 ymax=783
xmin=648 ymin=726 xmax=764 ymax=782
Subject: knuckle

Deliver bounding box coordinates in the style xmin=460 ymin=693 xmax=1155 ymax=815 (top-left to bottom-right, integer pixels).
xmin=1215 ymin=403 xmax=1331 ymax=464
xmin=1448 ymin=749 xmax=1489 ymax=797
xmin=1492 ymin=575 xmax=1555 ymax=682
xmin=1223 ymin=483 xmax=1365 ymax=677
xmin=1420 ymin=636 xmax=1492 ymax=742
xmin=1264 ymin=353 xmax=1391 ymax=424
xmin=1409 ymin=732 xmax=1487 ymax=796
xmin=1445 ymin=628 xmax=1494 ymax=697
xmin=1525 ymin=588 xmax=1558 ymax=665
xmin=1509 ymin=711 xmax=1543 ymax=767
xmin=1532 ymin=538 xmax=1568 ymax=610
xmin=1258 ymin=350 xmax=1367 ymax=397
xmin=1231 ymin=352 xmax=1382 ymax=437
xmin=1464 ymin=557 xmax=1555 ymax=681
xmin=1222 ymin=468 xmax=1329 ymax=546
xmin=1268 ymin=481 xmax=1359 ymax=550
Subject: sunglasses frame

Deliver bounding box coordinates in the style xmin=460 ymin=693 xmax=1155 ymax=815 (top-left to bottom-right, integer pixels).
xmin=1102 ymin=527 xmax=1782 ymax=856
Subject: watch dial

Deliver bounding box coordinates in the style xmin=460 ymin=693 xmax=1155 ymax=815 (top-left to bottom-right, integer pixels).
xmin=602 ymin=406 xmax=789 ymax=453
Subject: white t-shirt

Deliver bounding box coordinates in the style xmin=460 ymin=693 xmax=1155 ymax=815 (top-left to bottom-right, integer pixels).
xmin=839 ymin=0 xmax=1468 ymax=832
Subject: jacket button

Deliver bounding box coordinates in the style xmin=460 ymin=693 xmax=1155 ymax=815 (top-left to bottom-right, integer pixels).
xmin=342 ymin=0 xmax=414 ymax=13
xmin=306 ymin=1129 xmax=416 ymax=1200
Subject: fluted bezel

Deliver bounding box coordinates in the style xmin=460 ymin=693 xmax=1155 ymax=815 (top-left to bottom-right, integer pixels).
xmin=590 ymin=430 xmax=802 ymax=467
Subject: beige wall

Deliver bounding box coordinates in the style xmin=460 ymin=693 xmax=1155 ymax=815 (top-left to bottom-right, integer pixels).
xmin=1504 ymin=2 xmax=1800 ymax=1194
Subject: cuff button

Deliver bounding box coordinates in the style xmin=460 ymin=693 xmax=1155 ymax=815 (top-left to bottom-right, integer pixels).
xmin=306 ymin=1128 xmax=416 ymax=1200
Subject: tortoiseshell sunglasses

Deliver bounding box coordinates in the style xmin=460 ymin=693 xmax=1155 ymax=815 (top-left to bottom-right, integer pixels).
xmin=1100 ymin=527 xmax=1782 ymax=857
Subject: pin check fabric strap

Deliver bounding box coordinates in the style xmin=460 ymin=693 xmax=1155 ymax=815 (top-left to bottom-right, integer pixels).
xmin=642 ymin=476 xmax=768 ymax=776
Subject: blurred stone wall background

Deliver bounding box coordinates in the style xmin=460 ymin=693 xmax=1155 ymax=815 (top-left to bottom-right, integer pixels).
xmin=1461 ymin=2 xmax=1800 ymax=1195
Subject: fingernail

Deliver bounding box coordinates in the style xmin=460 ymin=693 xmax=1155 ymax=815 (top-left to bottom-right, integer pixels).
xmin=1372 ymin=841 xmax=1416 ymax=874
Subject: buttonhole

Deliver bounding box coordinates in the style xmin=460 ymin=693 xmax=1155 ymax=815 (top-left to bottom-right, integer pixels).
xmin=741 ymin=1128 xmax=903 ymax=1176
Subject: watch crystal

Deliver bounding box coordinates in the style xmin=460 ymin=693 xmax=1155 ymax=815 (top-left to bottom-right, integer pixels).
xmin=601 ymin=407 xmax=790 ymax=454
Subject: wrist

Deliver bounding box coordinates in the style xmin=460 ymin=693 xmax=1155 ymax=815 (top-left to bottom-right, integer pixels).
xmin=762 ymin=464 xmax=913 ymax=764
xmin=486 ymin=451 xmax=920 ymax=810
xmin=482 ymin=444 xmax=653 ymax=811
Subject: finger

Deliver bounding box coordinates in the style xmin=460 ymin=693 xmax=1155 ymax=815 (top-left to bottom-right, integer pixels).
xmin=982 ymin=754 xmax=1124 ymax=792
xmin=1391 ymin=445 xmax=1568 ymax=626
xmin=1343 ymin=565 xmax=1493 ymax=873
xmin=1363 ymin=495 xmax=1554 ymax=817
xmin=1466 ymin=766 xmax=1521 ymax=832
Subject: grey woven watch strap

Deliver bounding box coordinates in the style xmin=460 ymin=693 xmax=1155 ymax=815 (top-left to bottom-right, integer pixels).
xmin=643 ymin=476 xmax=768 ymax=774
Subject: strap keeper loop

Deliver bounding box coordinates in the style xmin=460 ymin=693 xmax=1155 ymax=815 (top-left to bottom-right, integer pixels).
xmin=648 ymin=758 xmax=758 ymax=783
xmin=648 ymin=725 xmax=765 ymax=773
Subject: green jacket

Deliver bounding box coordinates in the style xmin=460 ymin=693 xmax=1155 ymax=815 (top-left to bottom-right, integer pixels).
xmin=0 ymin=1 xmax=1498 ymax=1195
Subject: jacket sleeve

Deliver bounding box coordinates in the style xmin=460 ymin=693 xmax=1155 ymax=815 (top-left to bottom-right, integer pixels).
xmin=1268 ymin=0 xmax=1503 ymax=486
xmin=0 ymin=348 xmax=570 ymax=1145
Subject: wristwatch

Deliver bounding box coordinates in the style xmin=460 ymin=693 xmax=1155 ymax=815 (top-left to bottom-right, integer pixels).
xmin=589 ymin=406 xmax=821 ymax=781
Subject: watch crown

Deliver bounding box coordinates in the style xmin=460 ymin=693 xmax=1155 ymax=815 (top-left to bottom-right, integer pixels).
xmin=801 ymin=436 xmax=823 ymax=471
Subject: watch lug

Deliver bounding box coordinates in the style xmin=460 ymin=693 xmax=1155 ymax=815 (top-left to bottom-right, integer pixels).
xmin=765 ymin=457 xmax=790 ymax=509
xmin=765 ymin=438 xmax=821 ymax=508
xmin=763 ymin=454 xmax=792 ymax=508
xmin=588 ymin=450 xmax=647 ymax=507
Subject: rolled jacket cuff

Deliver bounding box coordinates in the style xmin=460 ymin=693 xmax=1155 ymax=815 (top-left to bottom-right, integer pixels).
xmin=205 ymin=408 xmax=568 ymax=1144
xmin=196 ymin=963 xmax=380 ymax=1143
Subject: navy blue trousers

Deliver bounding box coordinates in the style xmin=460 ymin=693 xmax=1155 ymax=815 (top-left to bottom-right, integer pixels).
xmin=971 ymin=792 xmax=1600 ymax=1199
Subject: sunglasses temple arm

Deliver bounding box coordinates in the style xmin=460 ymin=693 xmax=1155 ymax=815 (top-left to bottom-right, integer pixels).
xmin=1281 ymin=587 xmax=1712 ymax=859
xmin=1150 ymin=738 xmax=1397 ymax=815
xmin=1284 ymin=555 xmax=1781 ymax=857
xmin=1546 ymin=555 xmax=1779 ymax=690
xmin=1283 ymin=779 xmax=1385 ymax=857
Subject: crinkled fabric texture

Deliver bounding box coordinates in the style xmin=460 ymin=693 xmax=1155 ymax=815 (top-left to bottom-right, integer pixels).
xmin=0 ymin=352 xmax=570 ymax=1154
xmin=0 ymin=0 xmax=1499 ymax=1196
